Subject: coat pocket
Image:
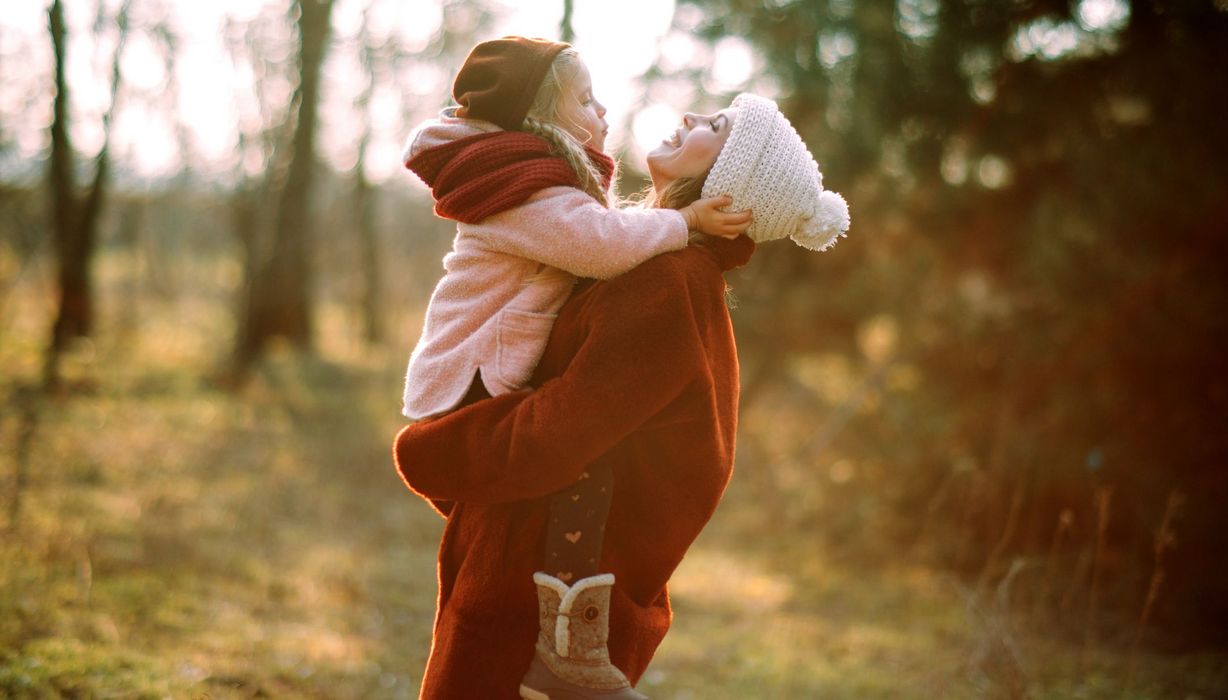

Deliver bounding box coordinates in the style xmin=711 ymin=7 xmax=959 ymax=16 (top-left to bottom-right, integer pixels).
xmin=494 ymin=308 xmax=557 ymax=392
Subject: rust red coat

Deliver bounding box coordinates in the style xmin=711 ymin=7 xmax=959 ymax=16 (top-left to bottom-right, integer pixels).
xmin=393 ymin=236 xmax=754 ymax=698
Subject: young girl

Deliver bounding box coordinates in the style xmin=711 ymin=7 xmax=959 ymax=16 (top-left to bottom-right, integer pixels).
xmin=400 ymin=37 xmax=750 ymax=699
xmin=401 ymin=37 xmax=748 ymax=420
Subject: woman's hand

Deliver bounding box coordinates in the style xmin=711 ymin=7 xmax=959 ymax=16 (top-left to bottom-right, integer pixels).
xmin=681 ymin=195 xmax=752 ymax=239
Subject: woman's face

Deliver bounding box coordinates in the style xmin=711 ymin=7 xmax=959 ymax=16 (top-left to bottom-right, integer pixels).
xmin=646 ymin=108 xmax=738 ymax=191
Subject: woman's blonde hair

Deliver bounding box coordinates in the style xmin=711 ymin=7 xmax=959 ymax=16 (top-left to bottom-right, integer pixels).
xmin=650 ymin=175 xmax=706 ymax=211
xmin=652 ymin=169 xmax=737 ymax=307
xmin=521 ymin=49 xmax=609 ymax=207
xmin=645 ymin=173 xmax=714 ymax=243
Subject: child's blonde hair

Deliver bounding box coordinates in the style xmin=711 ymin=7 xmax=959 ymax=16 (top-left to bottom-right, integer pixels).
xmin=521 ymin=49 xmax=610 ymax=207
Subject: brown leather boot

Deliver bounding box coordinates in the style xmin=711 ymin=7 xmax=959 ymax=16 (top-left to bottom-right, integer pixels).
xmin=518 ymin=573 xmax=648 ymax=700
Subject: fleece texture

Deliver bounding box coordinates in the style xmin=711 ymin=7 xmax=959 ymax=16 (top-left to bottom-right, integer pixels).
xmin=393 ymin=235 xmax=755 ymax=698
xmin=400 ymin=110 xmax=688 ymax=420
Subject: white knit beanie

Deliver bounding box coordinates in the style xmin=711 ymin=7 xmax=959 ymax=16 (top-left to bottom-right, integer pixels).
xmin=701 ymin=93 xmax=850 ymax=251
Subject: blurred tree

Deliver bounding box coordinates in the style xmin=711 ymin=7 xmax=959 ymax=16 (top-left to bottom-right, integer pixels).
xmin=221 ymin=7 xmax=287 ymax=382
xmin=233 ymin=0 xmax=335 ymax=372
xmin=220 ymin=0 xmax=494 ymax=373
xmin=561 ymin=0 xmax=575 ymax=43
xmin=148 ymin=9 xmax=196 ymax=185
xmin=43 ymin=0 xmax=132 ymax=387
xmin=352 ymin=6 xmax=385 ymax=346
xmin=646 ymin=0 xmax=1228 ymax=641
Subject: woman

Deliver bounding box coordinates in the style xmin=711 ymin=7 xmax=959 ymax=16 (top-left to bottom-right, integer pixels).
xmin=394 ymin=93 xmax=849 ymax=699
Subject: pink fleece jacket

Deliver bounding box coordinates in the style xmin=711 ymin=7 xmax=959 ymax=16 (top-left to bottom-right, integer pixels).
xmin=401 ymin=109 xmax=689 ymax=419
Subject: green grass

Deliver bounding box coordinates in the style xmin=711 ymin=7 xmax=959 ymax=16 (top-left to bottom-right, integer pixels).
xmin=2 ymin=264 xmax=1226 ymax=698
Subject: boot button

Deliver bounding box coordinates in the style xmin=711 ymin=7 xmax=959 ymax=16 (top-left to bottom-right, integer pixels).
xmin=583 ymin=605 xmax=600 ymax=622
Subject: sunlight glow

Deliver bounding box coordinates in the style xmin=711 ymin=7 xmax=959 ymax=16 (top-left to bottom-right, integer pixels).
xmin=631 ymin=103 xmax=681 ymax=158
xmin=709 ymin=36 xmax=754 ymax=92
xmin=114 ymin=101 xmax=178 ymax=177
xmin=896 ymin=0 xmax=940 ymax=43
xmin=940 ymin=138 xmax=969 ymax=186
xmin=657 ymin=31 xmax=698 ymax=73
xmin=976 ymin=155 xmax=1011 ymax=189
xmin=1010 ymin=1 xmax=1129 ymax=63
xmin=5 ymin=0 xmax=685 ymax=183
xmin=1076 ymin=0 xmax=1131 ymax=32
xmin=668 ymin=549 xmax=794 ymax=612
xmin=118 ymin=33 xmax=166 ymax=93
xmin=1011 ymin=19 xmax=1080 ymax=60
xmin=817 ymin=30 xmax=856 ymax=70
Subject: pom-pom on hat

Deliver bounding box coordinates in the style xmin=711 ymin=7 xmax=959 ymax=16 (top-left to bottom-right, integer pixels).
xmin=452 ymin=36 xmax=570 ymax=131
xmin=701 ymin=93 xmax=850 ymax=251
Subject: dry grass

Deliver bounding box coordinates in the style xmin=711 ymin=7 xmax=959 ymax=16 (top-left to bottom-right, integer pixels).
xmin=2 ymin=253 xmax=1226 ymax=698
xmin=0 ymin=342 xmax=442 ymax=697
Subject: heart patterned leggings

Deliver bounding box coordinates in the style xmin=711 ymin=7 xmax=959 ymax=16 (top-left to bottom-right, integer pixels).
xmin=459 ymin=372 xmax=612 ymax=585
xmin=542 ymin=462 xmax=612 ymax=584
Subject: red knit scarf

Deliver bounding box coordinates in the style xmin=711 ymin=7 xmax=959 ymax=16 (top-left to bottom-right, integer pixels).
xmin=406 ymin=131 xmax=616 ymax=224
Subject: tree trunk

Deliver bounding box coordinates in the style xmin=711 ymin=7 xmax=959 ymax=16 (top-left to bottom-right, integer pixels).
xmin=234 ymin=0 xmax=334 ymax=369
xmin=44 ymin=0 xmax=130 ymax=387
xmin=45 ymin=0 xmax=81 ymax=386
xmin=354 ymin=149 xmax=384 ymax=345
xmin=560 ymin=0 xmax=575 ymax=43
xmin=354 ymin=19 xmax=383 ymax=347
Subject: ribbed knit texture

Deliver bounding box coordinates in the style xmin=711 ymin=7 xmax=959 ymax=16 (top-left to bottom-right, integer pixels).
xmin=407 ymin=131 xmax=615 ymax=224
xmin=702 ymin=93 xmax=850 ymax=251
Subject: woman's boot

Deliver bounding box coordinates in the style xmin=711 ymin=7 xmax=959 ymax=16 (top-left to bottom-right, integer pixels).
xmin=518 ymin=572 xmax=648 ymax=700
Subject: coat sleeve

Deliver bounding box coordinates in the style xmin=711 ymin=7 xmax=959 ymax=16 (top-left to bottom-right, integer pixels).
xmin=466 ymin=187 xmax=689 ymax=280
xmin=393 ymin=266 xmax=703 ymax=505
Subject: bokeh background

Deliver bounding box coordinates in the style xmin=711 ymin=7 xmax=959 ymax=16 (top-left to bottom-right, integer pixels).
xmin=2 ymin=0 xmax=1227 ymax=697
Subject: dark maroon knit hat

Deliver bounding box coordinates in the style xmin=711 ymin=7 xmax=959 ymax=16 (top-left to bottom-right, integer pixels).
xmin=452 ymin=36 xmax=570 ymax=131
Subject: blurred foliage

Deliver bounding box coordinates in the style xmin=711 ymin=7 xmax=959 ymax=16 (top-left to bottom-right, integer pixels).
xmin=639 ymin=0 xmax=1228 ymax=645
xmin=3 ymin=0 xmax=1228 ymax=694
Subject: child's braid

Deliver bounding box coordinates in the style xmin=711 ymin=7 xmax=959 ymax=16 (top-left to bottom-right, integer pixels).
xmin=522 ymin=116 xmax=609 ymax=207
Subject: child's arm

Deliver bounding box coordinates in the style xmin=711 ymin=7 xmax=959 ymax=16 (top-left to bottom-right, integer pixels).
xmin=468 ymin=187 xmax=750 ymax=280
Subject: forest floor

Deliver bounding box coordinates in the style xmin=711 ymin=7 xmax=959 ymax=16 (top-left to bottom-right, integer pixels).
xmin=1 ymin=298 xmax=1226 ymax=699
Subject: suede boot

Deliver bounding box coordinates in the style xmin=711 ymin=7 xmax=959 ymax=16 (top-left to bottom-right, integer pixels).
xmin=518 ymin=573 xmax=648 ymax=700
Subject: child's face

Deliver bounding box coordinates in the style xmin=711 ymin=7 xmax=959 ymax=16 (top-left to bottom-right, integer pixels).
xmin=557 ymin=61 xmax=608 ymax=152
xmin=646 ymin=108 xmax=739 ymax=188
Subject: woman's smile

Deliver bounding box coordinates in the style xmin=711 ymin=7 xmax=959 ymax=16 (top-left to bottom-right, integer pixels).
xmin=647 ymin=108 xmax=739 ymax=191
